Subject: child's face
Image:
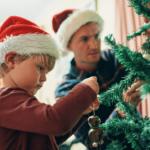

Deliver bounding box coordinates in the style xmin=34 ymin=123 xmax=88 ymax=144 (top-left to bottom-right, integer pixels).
xmin=9 ymin=56 xmax=48 ymax=95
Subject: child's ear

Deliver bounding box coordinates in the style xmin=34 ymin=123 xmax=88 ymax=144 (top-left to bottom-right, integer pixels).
xmin=5 ymin=51 xmax=18 ymax=69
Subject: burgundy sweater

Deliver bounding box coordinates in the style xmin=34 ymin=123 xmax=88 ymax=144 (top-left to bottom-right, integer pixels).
xmin=0 ymin=83 xmax=96 ymax=150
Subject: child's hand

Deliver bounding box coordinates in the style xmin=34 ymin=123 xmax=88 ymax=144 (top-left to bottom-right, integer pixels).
xmin=82 ymin=99 xmax=100 ymax=115
xmin=82 ymin=77 xmax=99 ymax=94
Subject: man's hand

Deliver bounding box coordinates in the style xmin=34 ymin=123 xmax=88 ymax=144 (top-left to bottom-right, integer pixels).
xmin=117 ymin=80 xmax=145 ymax=118
xmin=81 ymin=77 xmax=99 ymax=94
xmin=83 ymin=99 xmax=100 ymax=115
xmin=123 ymin=80 xmax=145 ymax=108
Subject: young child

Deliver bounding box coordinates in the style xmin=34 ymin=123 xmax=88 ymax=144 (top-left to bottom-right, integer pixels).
xmin=0 ymin=16 xmax=100 ymax=150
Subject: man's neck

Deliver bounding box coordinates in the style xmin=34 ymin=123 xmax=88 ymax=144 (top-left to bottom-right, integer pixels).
xmin=75 ymin=61 xmax=98 ymax=73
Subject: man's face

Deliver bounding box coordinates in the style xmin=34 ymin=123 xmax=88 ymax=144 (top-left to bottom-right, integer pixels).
xmin=68 ymin=22 xmax=101 ymax=67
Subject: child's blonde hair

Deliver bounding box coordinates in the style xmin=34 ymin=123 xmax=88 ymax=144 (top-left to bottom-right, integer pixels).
xmin=0 ymin=54 xmax=56 ymax=78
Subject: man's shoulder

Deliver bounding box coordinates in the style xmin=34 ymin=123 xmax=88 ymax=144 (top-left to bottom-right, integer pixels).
xmin=101 ymin=49 xmax=116 ymax=60
xmin=55 ymin=72 xmax=82 ymax=99
xmin=58 ymin=73 xmax=78 ymax=84
xmin=57 ymin=64 xmax=83 ymax=85
xmin=100 ymin=49 xmax=122 ymax=69
xmin=55 ymin=74 xmax=80 ymax=90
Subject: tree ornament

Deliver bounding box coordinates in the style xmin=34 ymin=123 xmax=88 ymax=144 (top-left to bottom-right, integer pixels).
xmin=88 ymin=116 xmax=101 ymax=128
xmin=88 ymin=128 xmax=104 ymax=143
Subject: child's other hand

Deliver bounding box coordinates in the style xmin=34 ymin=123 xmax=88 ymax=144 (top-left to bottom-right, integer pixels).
xmin=83 ymin=99 xmax=100 ymax=115
xmin=82 ymin=77 xmax=99 ymax=94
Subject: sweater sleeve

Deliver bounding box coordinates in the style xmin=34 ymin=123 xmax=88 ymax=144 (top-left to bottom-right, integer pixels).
xmin=0 ymin=83 xmax=96 ymax=136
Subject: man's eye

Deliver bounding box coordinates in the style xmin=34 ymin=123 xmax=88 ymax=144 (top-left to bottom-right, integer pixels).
xmin=95 ymin=33 xmax=100 ymax=39
xmin=81 ymin=37 xmax=88 ymax=42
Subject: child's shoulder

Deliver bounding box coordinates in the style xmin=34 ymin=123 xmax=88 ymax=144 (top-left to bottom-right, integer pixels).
xmin=0 ymin=87 xmax=35 ymax=100
xmin=0 ymin=87 xmax=38 ymax=110
xmin=0 ymin=87 xmax=27 ymax=94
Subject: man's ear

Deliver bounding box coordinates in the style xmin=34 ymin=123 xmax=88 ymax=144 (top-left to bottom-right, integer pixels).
xmin=67 ymin=43 xmax=72 ymax=51
xmin=5 ymin=51 xmax=18 ymax=69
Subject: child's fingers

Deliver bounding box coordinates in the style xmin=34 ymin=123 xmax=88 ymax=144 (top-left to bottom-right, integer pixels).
xmin=81 ymin=77 xmax=99 ymax=94
xmin=90 ymin=99 xmax=100 ymax=108
xmin=94 ymin=98 xmax=100 ymax=104
xmin=90 ymin=105 xmax=99 ymax=110
xmin=91 ymin=76 xmax=97 ymax=81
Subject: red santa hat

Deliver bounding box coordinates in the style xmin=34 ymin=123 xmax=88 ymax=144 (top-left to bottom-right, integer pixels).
xmin=0 ymin=16 xmax=60 ymax=66
xmin=52 ymin=9 xmax=104 ymax=56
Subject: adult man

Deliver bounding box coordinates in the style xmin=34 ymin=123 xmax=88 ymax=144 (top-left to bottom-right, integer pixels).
xmin=52 ymin=9 xmax=143 ymax=150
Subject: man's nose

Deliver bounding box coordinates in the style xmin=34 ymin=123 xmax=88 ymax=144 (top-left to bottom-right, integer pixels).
xmin=89 ymin=38 xmax=98 ymax=49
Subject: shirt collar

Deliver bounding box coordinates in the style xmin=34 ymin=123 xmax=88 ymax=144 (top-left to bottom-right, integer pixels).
xmin=69 ymin=55 xmax=107 ymax=80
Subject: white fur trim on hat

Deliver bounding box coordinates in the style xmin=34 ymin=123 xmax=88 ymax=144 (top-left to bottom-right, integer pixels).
xmin=0 ymin=33 xmax=60 ymax=66
xmin=56 ymin=9 xmax=104 ymax=57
